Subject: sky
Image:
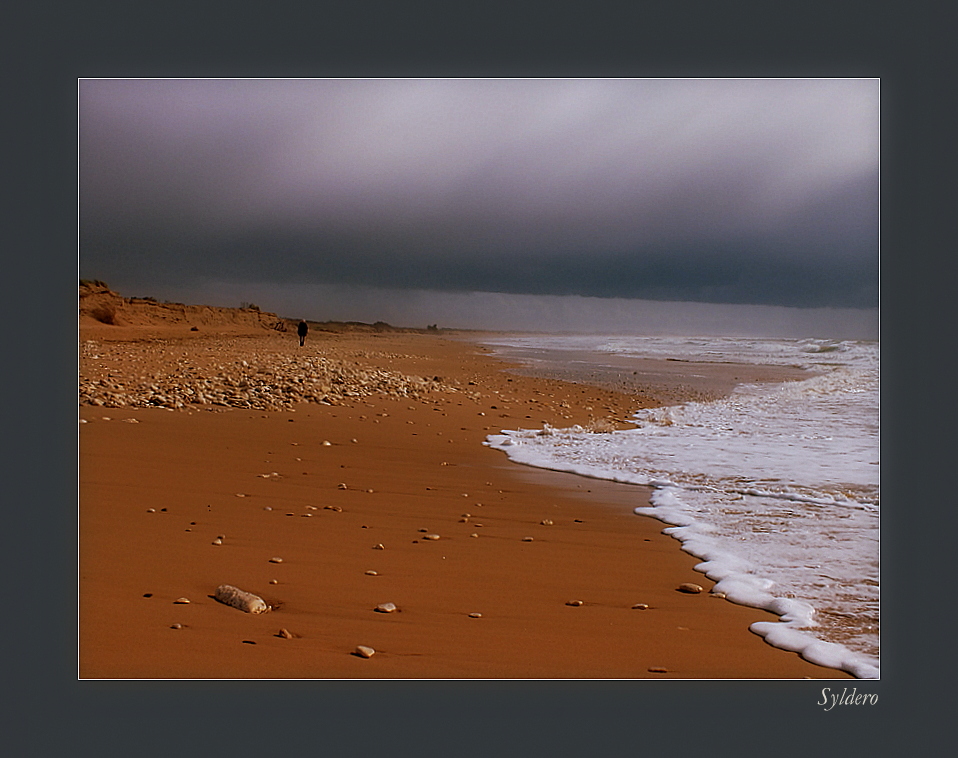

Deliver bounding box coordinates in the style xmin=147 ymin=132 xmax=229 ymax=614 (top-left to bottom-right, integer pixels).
xmin=79 ymin=78 xmax=879 ymax=338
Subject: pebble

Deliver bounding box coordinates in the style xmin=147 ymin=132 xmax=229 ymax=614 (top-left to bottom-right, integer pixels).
xmin=355 ymin=645 xmax=376 ymax=658
xmin=710 ymin=591 xmax=727 ymax=599
xmin=212 ymin=538 xmax=223 ymax=545
xmin=540 ymin=519 xmax=554 ymax=526
xmin=522 ymin=536 xmax=534 ymax=542
xmin=677 ymin=583 xmax=704 ymax=594
xmin=468 ymin=612 xmax=482 ymax=619
xmin=373 ymin=543 xmax=385 ymax=550
xmin=170 ymin=623 xmax=182 ymax=629
xmin=470 ymin=533 xmax=479 ymax=538
xmin=322 ymin=440 xmax=332 ymax=446
xmin=235 ymin=493 xmax=246 ymax=497
xmin=338 ymin=483 xmax=348 ymax=489
xmin=214 ymin=584 xmax=270 ymax=614
xmin=325 ymin=505 xmax=343 ymax=512
xmin=147 ymin=508 xmax=156 ymax=513
xmin=365 ymin=570 xmax=379 ymax=576
xmin=374 ymin=602 xmax=397 ymax=613
xmin=632 ymin=603 xmax=650 ymax=610
xmin=173 ymin=597 xmax=190 ymax=604
xmin=277 ymin=628 xmax=293 ymax=639
xmin=269 ymin=579 xmax=278 ymax=585
xmin=263 ymin=506 xmax=272 ymax=511
xmin=269 ymin=556 xmax=283 ymax=563
xmin=566 ymin=600 xmax=583 ymax=607
xmin=423 ymin=534 xmax=441 ymax=540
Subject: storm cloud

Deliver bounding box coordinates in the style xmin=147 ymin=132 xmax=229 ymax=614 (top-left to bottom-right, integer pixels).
xmin=79 ymin=78 xmax=878 ymax=315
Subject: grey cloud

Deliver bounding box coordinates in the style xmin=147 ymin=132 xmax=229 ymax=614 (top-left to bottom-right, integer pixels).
xmin=80 ymin=78 xmax=878 ymax=310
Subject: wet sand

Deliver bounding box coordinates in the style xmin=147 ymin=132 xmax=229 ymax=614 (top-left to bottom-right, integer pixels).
xmin=78 ymin=326 xmax=850 ymax=679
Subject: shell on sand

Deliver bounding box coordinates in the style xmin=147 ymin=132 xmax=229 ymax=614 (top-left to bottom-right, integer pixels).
xmin=214 ymin=584 xmax=270 ymax=614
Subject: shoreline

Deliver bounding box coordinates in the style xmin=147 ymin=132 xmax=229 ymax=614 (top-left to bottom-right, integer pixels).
xmin=79 ymin=325 xmax=852 ymax=679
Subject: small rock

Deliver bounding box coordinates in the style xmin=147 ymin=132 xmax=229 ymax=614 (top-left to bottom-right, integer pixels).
xmin=269 ymin=579 xmax=278 ymax=585
xmin=212 ymin=538 xmax=223 ymax=545
xmin=522 ymin=536 xmax=534 ymax=542
xmin=540 ymin=519 xmax=554 ymax=526
xmin=677 ymin=583 xmax=704 ymax=594
xmin=355 ymin=645 xmax=376 ymax=658
xmin=338 ymin=483 xmax=348 ymax=490
xmin=461 ymin=513 xmax=471 ymax=518
xmin=235 ymin=493 xmax=246 ymax=498
xmin=468 ymin=612 xmax=482 ymax=618
xmin=632 ymin=603 xmax=650 ymax=610
xmin=269 ymin=556 xmax=284 ymax=563
xmin=710 ymin=591 xmax=727 ymax=599
xmin=374 ymin=602 xmax=398 ymax=613
xmin=325 ymin=505 xmax=343 ymax=512
xmin=170 ymin=623 xmax=183 ymax=629
xmin=470 ymin=533 xmax=479 ymax=538
xmin=423 ymin=534 xmax=440 ymax=540
xmin=322 ymin=440 xmax=332 ymax=446
xmin=365 ymin=570 xmax=379 ymax=576
xmin=458 ymin=518 xmax=469 ymax=523
xmin=277 ymin=628 xmax=293 ymax=639
xmin=214 ymin=584 xmax=270 ymax=614
xmin=146 ymin=508 xmax=156 ymax=513
xmin=373 ymin=543 xmax=385 ymax=550
xmin=301 ymin=513 xmax=312 ymax=517
xmin=566 ymin=600 xmax=583 ymax=607
xmin=263 ymin=506 xmax=272 ymax=511
xmin=173 ymin=597 xmax=190 ymax=604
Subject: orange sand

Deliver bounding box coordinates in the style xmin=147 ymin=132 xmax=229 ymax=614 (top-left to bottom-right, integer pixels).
xmin=78 ymin=324 xmax=851 ymax=679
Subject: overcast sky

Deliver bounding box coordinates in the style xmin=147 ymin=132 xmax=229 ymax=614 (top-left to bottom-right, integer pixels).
xmin=79 ymin=78 xmax=878 ymax=337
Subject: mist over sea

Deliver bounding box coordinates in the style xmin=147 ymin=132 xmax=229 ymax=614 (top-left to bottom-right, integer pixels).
xmin=482 ymin=334 xmax=879 ymax=679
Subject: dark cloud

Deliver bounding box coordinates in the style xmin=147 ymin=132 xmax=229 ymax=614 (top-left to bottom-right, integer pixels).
xmin=80 ymin=78 xmax=878 ymax=310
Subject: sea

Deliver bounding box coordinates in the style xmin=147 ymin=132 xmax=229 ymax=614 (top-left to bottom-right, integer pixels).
xmin=479 ymin=334 xmax=879 ymax=679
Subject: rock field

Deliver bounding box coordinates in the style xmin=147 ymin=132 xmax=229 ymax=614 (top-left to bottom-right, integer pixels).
xmin=79 ymin=334 xmax=460 ymax=411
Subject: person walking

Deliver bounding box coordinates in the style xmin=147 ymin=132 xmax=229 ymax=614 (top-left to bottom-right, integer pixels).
xmin=297 ymin=319 xmax=308 ymax=347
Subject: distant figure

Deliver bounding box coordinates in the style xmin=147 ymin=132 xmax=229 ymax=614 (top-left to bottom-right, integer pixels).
xmin=297 ymin=319 xmax=308 ymax=347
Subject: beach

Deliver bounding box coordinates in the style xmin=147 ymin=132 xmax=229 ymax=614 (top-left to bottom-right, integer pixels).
xmin=78 ymin=316 xmax=853 ymax=679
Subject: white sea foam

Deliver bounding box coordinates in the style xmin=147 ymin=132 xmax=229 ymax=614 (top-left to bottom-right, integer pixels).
xmin=483 ymin=334 xmax=879 ymax=679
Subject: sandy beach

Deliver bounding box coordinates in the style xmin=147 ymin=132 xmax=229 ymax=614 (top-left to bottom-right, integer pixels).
xmin=78 ymin=302 xmax=852 ymax=679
